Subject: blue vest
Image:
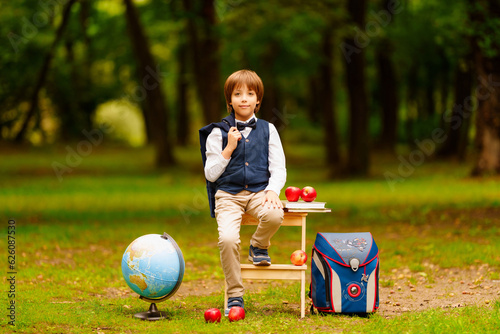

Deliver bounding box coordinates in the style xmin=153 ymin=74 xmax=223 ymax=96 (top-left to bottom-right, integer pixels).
xmin=216 ymin=119 xmax=270 ymax=195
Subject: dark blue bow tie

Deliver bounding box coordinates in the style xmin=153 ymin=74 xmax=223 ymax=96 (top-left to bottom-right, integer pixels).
xmin=236 ymin=118 xmax=256 ymax=131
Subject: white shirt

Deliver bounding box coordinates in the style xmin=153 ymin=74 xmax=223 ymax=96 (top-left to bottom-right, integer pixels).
xmin=204 ymin=116 xmax=287 ymax=196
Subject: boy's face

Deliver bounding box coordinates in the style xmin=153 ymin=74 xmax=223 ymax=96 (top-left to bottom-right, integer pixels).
xmin=230 ymin=84 xmax=260 ymax=121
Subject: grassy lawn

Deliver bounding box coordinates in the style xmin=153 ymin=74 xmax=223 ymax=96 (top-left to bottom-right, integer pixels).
xmin=1 ymin=144 xmax=499 ymax=333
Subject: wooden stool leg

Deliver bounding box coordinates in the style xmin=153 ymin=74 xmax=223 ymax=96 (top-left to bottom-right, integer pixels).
xmin=300 ymin=269 xmax=305 ymax=318
xmin=301 ymin=214 xmax=306 ymax=318
xmin=301 ymin=216 xmax=306 ymax=252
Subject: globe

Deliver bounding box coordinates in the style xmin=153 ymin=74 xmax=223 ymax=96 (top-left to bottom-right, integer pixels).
xmin=121 ymin=233 xmax=185 ymax=300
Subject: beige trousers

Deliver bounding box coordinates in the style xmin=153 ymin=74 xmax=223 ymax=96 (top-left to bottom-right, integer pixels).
xmin=214 ymin=189 xmax=284 ymax=298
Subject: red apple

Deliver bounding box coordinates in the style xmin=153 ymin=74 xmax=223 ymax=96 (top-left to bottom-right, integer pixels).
xmin=290 ymin=250 xmax=307 ymax=266
xmin=285 ymin=186 xmax=301 ymax=202
xmin=301 ymin=186 xmax=317 ymax=202
xmin=228 ymin=306 xmax=245 ymax=322
xmin=204 ymin=308 xmax=221 ymax=323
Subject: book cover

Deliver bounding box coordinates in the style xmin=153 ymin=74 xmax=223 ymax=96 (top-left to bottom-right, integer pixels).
xmin=282 ymin=200 xmax=326 ymax=209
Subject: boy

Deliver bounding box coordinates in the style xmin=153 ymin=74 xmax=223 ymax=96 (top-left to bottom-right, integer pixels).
xmin=199 ymin=69 xmax=286 ymax=315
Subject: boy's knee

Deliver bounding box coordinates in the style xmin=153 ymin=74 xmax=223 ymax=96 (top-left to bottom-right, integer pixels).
xmin=218 ymin=231 xmax=240 ymax=248
xmin=260 ymin=208 xmax=284 ymax=226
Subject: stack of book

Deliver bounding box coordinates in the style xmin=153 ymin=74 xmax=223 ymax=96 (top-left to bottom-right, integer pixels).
xmin=281 ymin=200 xmax=330 ymax=212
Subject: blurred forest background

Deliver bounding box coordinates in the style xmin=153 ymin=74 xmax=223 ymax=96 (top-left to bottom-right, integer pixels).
xmin=1 ymin=0 xmax=500 ymax=178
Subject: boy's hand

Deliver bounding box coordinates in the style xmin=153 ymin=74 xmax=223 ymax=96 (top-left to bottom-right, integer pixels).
xmin=222 ymin=127 xmax=241 ymax=159
xmin=227 ymin=127 xmax=242 ymax=149
xmin=262 ymin=190 xmax=283 ymax=209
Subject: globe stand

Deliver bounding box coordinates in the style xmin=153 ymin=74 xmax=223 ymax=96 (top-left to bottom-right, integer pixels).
xmin=134 ymin=302 xmax=167 ymax=321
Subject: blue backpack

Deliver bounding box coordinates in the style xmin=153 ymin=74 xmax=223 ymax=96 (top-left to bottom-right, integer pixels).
xmin=310 ymin=232 xmax=379 ymax=314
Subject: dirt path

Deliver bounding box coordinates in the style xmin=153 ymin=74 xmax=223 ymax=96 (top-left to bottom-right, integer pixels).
xmin=376 ymin=263 xmax=498 ymax=317
xmin=110 ymin=263 xmax=499 ymax=317
xmin=168 ymin=263 xmax=499 ymax=317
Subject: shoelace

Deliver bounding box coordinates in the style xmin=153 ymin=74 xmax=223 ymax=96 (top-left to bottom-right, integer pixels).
xmin=252 ymin=246 xmax=268 ymax=257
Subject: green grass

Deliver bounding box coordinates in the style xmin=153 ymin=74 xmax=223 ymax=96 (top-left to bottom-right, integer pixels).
xmin=1 ymin=144 xmax=499 ymax=333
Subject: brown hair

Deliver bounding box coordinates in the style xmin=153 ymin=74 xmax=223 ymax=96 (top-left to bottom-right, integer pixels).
xmin=224 ymin=69 xmax=264 ymax=113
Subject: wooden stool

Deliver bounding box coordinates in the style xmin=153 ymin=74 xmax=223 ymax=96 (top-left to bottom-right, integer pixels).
xmin=224 ymin=212 xmax=309 ymax=318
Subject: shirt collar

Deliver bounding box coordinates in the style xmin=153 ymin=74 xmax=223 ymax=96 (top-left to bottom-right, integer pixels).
xmin=235 ymin=115 xmax=257 ymax=124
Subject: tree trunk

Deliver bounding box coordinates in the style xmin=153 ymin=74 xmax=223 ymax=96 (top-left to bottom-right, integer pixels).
xmin=79 ymin=0 xmax=94 ymax=131
xmin=176 ymin=40 xmax=189 ymax=146
xmin=14 ymin=0 xmax=77 ymax=143
xmin=57 ymin=1 xmax=94 ymax=142
xmin=343 ymin=0 xmax=370 ymax=176
xmin=470 ymin=0 xmax=500 ymax=175
xmin=471 ymin=54 xmax=500 ymax=174
xmin=308 ymin=74 xmax=321 ymax=124
xmin=437 ymin=58 xmax=473 ymax=159
xmin=320 ymin=30 xmax=341 ymax=173
xmin=376 ymin=38 xmax=398 ymax=152
xmin=374 ymin=0 xmax=401 ymax=152
xmin=423 ymin=70 xmax=436 ymax=118
xmin=60 ymin=40 xmax=81 ymax=141
xmin=436 ymin=50 xmax=451 ymax=144
xmin=183 ymin=0 xmax=222 ymax=124
xmin=405 ymin=64 xmax=419 ymax=144
xmin=259 ymin=45 xmax=283 ymax=131
xmin=123 ymin=0 xmax=175 ymax=167
xmin=438 ymin=50 xmax=451 ymax=115
xmin=260 ymin=80 xmax=282 ymax=128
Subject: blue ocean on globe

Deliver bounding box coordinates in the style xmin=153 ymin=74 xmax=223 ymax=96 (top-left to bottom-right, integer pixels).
xmin=121 ymin=234 xmax=184 ymax=299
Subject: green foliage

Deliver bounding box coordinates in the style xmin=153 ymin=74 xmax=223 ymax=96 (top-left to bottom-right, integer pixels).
xmin=1 ymin=0 xmax=498 ymax=174
xmin=219 ymin=0 xmax=343 ymax=94
xmin=468 ymin=1 xmax=500 ymax=58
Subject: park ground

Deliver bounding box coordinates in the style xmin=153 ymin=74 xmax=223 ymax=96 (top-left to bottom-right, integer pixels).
xmin=1 ymin=144 xmax=499 ymax=333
